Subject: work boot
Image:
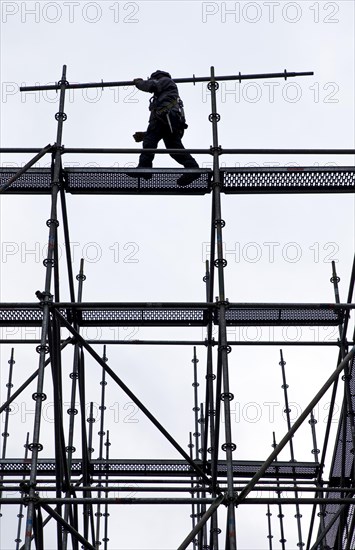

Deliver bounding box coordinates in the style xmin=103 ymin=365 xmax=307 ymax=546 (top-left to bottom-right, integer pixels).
xmin=177 ymin=172 xmax=200 ymax=187
xmin=127 ymin=166 xmax=152 ymax=180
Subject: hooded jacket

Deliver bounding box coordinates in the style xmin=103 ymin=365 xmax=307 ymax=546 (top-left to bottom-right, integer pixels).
xmin=135 ymin=73 xmax=180 ymax=119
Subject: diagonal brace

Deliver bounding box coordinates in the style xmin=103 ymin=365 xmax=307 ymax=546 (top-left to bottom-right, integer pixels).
xmin=0 ymin=339 xmax=72 ymax=415
xmin=309 ymin=501 xmax=348 ymax=550
xmin=0 ymin=144 xmax=52 ymax=193
xmin=237 ymin=345 xmax=355 ymax=504
xmin=177 ymin=494 xmax=225 ymax=550
xmin=40 ymin=502 xmax=96 ymax=550
xmin=55 ymin=310 xmax=213 ymax=487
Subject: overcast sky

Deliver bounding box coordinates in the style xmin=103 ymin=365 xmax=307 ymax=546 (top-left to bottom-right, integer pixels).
xmin=0 ymin=1 xmax=354 ymax=549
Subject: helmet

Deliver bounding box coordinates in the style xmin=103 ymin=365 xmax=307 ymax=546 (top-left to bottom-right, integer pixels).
xmin=150 ymin=70 xmax=171 ymax=80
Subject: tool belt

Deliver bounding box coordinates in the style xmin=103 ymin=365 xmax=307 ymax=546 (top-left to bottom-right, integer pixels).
xmin=151 ymin=97 xmax=187 ymax=133
xmin=155 ymin=98 xmax=179 ymax=116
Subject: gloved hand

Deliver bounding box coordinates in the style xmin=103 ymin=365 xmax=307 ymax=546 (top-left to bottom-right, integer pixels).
xmin=133 ymin=78 xmax=143 ymax=86
xmin=133 ymin=132 xmax=146 ymax=142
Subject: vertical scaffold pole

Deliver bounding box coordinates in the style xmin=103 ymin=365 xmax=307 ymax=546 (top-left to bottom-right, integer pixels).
xmin=15 ymin=433 xmax=30 ymax=549
xmin=0 ymin=348 xmax=15 ymax=518
xmin=271 ymin=432 xmax=287 ymax=550
xmin=198 ymin=402 xmax=208 ymax=549
xmin=0 ymin=348 xmax=15 ymax=461
xmin=191 ymin=347 xmax=201 ymax=548
xmin=103 ymin=430 xmax=111 ymax=550
xmin=188 ymin=432 xmax=198 ymax=548
xmin=306 ymin=409 xmax=324 ymax=550
xmin=330 ymin=262 xmax=355 ymax=548
xmin=209 ymin=66 xmax=237 ymax=550
xmin=63 ymin=259 xmax=86 ymax=550
xmin=203 ymin=207 xmax=221 ymax=549
xmin=24 ymin=64 xmax=68 ymax=550
xmin=266 ymin=504 xmax=273 ymax=550
xmin=279 ymin=350 xmax=304 ymax=548
xmin=95 ymin=346 xmax=108 ymax=549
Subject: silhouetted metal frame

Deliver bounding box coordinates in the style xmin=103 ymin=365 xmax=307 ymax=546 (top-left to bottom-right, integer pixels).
xmin=54 ymin=309 xmax=212 ymax=487
xmin=236 ymin=346 xmax=355 ymax=504
xmin=0 ymin=64 xmax=354 ymax=550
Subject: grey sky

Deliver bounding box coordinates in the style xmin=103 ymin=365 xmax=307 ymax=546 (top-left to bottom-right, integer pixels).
xmin=0 ymin=1 xmax=354 ymax=548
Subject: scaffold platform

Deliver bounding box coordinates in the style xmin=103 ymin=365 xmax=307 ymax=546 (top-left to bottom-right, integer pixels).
xmin=0 ymin=458 xmax=319 ymax=480
xmin=0 ymin=303 xmax=345 ymax=327
xmin=1 ymin=166 xmax=354 ymax=194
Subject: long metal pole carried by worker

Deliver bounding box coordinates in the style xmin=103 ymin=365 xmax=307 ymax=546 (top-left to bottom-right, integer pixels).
xmin=20 ymin=69 xmax=314 ymax=92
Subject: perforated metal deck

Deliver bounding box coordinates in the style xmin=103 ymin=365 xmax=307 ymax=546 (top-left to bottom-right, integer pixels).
xmin=65 ymin=167 xmax=211 ymax=194
xmin=0 ymin=307 xmax=67 ymax=326
xmin=76 ymin=306 xmax=208 ymax=326
xmin=221 ymin=166 xmax=355 ymax=193
xmin=0 ymin=168 xmax=53 ymax=193
xmin=222 ymin=306 xmax=342 ymax=326
xmin=0 ymin=459 xmax=318 ymax=480
xmin=0 ymin=304 xmax=344 ymax=327
xmin=1 ymin=166 xmax=354 ymax=194
xmin=0 ymin=167 xmax=211 ymax=195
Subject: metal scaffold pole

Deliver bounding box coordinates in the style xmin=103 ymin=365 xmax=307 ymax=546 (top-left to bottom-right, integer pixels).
xmin=24 ymin=64 xmax=68 ymax=550
xmin=209 ymin=65 xmax=237 ymax=550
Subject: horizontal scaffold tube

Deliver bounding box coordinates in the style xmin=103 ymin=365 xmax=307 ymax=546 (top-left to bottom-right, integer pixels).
xmin=1 ymin=147 xmax=355 ymax=155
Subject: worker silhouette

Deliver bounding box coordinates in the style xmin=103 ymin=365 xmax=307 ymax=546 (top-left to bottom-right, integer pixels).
xmin=132 ymin=70 xmax=199 ymax=187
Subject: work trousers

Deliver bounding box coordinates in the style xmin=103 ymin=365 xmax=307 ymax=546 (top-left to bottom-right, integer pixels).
xmin=138 ymin=112 xmax=198 ymax=168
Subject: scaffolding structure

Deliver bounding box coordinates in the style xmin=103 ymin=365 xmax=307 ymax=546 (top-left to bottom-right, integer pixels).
xmin=0 ymin=65 xmax=355 ymax=549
